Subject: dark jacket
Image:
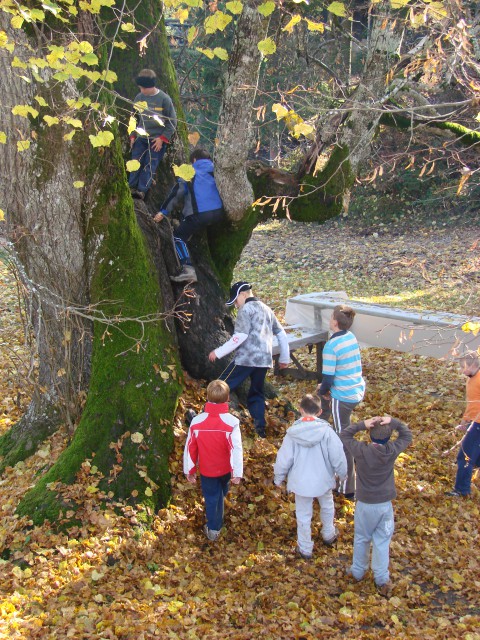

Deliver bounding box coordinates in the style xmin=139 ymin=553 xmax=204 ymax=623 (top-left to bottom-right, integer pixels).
xmin=340 ymin=419 xmax=412 ymax=503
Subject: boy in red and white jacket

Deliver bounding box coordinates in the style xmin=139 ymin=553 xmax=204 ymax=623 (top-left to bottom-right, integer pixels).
xmin=183 ymin=380 xmax=243 ymax=541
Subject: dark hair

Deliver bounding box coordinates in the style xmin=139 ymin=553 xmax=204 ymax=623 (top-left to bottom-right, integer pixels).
xmin=333 ymin=305 xmax=356 ymax=331
xmin=300 ymin=394 xmax=322 ymax=416
xmin=190 ymin=148 xmax=211 ymax=163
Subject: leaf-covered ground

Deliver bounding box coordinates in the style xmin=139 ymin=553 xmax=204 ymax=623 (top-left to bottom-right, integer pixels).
xmin=0 ymin=215 xmax=479 ymax=639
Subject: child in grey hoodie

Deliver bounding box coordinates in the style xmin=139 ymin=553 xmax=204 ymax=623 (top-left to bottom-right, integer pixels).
xmin=274 ymin=394 xmax=347 ymax=559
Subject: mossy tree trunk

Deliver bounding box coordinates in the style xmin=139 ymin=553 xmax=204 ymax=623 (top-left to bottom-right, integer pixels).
xmin=1 ymin=10 xmax=182 ymax=523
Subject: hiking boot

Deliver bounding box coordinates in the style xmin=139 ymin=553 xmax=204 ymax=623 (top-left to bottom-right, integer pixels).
xmin=376 ymin=582 xmax=392 ymax=598
xmin=323 ymin=527 xmax=339 ymax=547
xmin=185 ymin=409 xmax=197 ymax=427
xmin=445 ymin=490 xmax=466 ymax=497
xmin=346 ymin=568 xmax=364 ymax=582
xmin=203 ymin=525 xmax=220 ymax=541
xmin=295 ymin=546 xmax=312 ymax=560
xmin=170 ymin=265 xmax=197 ymax=283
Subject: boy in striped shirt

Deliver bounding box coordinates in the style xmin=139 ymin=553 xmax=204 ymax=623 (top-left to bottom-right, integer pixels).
xmin=317 ymin=305 xmax=365 ymax=499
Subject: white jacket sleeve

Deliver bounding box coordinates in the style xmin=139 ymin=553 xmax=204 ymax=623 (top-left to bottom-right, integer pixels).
xmin=276 ymin=328 xmax=290 ymax=364
xmin=230 ymin=422 xmax=244 ymax=477
xmin=273 ymin=435 xmax=294 ymax=484
xmin=214 ymin=332 xmax=248 ymax=359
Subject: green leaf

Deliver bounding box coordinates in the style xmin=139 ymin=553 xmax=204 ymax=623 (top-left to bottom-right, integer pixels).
xmin=204 ymin=11 xmax=232 ymax=34
xmin=226 ymin=1 xmax=243 ymax=14
xmin=81 ymin=52 xmax=98 ymax=66
xmin=327 ymin=1 xmax=347 ymax=17
xmin=258 ymin=1 xmax=275 ymax=16
xmin=30 ymin=8 xmax=46 ymax=21
xmin=102 ymin=69 xmax=117 ymax=83
xmin=213 ymin=47 xmax=229 ymax=61
xmin=89 ymin=130 xmax=114 ymax=148
xmin=173 ymin=164 xmax=196 ymax=182
xmin=126 ymin=159 xmax=141 ymax=172
xmin=258 ymin=37 xmax=276 ymax=56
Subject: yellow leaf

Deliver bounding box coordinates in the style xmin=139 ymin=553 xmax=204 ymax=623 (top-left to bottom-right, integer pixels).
xmin=462 ymin=321 xmax=480 ymax=336
xmin=91 ymin=570 xmax=103 ymax=581
xmin=126 ymin=159 xmax=141 ymax=172
xmin=145 ymin=487 xmax=153 ymax=497
xmin=293 ymin=122 xmax=314 ymax=139
xmin=258 ymin=38 xmax=276 ymax=56
xmin=73 ymin=181 xmax=84 ymax=188
xmin=127 ymin=116 xmax=137 ymax=135
xmin=0 ymin=209 xmax=4 ymax=221
xmin=89 ymin=130 xmax=114 ymax=147
xmin=131 ymin=432 xmax=144 ymax=444
xmin=11 ymin=15 xmax=24 ymax=29
xmin=63 ymin=131 xmax=76 ymax=141
xmin=204 ymin=11 xmax=232 ymax=34
xmin=43 ymin=115 xmax=60 ymax=126
xmin=134 ymin=100 xmax=148 ymax=113
xmin=64 ymin=117 xmax=82 ymax=128
xmin=283 ymin=15 xmax=301 ymax=33
xmin=272 ymin=103 xmax=289 ymax=120
xmin=187 ymin=26 xmax=198 ymax=45
xmin=160 ymin=371 xmax=170 ymax=380
xmin=327 ymin=2 xmax=347 ymax=17
xmin=226 ymin=1 xmax=243 ymax=14
xmin=451 ymin=572 xmax=464 ymax=583
xmin=196 ymin=47 xmax=215 ymax=60
xmin=34 ymin=96 xmax=48 ymax=107
xmin=188 ymin=132 xmax=200 ymax=147
xmin=121 ymin=22 xmax=136 ymax=32
xmin=173 ymin=164 xmax=196 ymax=182
xmin=258 ymin=1 xmax=275 ymax=16
xmin=305 ymin=18 xmax=324 ymax=32
xmin=17 ymin=140 xmax=31 ymax=151
xmin=0 ymin=132 xmax=6 ymax=144
xmin=12 ymin=105 xmax=39 ymax=119
xmin=113 ymin=41 xmax=127 ymax=49
xmin=213 ymin=47 xmax=229 ymax=61
xmin=12 ymin=57 xmax=28 ymax=69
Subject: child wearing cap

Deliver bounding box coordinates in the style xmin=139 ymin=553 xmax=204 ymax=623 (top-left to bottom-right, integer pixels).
xmin=273 ymin=394 xmax=347 ymax=559
xmin=340 ymin=416 xmax=412 ymax=595
xmin=183 ymin=380 xmax=243 ymax=541
xmin=128 ymin=69 xmax=177 ymax=199
xmin=208 ymin=282 xmax=290 ymax=437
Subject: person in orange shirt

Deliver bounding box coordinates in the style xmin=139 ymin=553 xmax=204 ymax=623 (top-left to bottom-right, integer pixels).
xmin=445 ymin=353 xmax=480 ymax=497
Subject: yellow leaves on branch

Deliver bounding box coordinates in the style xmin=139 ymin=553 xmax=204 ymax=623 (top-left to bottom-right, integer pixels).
xmin=204 ymin=11 xmax=232 ymax=34
xmin=88 ymin=130 xmax=114 ymax=148
xmin=196 ymin=47 xmax=228 ymax=61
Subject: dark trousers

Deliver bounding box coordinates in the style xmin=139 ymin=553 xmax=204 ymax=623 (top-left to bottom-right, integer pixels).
xmin=221 ymin=362 xmax=268 ymax=436
xmin=454 ymin=421 xmax=480 ymax=495
xmin=200 ymin=473 xmax=231 ymax=531
xmin=174 ymin=209 xmax=224 ymax=265
xmin=321 ymin=395 xmax=359 ymax=495
xmin=128 ymin=137 xmax=166 ymax=193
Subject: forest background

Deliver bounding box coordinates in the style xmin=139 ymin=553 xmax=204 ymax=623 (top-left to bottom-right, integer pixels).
xmin=0 ymin=0 xmax=479 ymax=637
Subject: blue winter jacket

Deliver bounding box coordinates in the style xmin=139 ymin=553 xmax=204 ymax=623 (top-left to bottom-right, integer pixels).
xmin=160 ymin=158 xmax=223 ymax=217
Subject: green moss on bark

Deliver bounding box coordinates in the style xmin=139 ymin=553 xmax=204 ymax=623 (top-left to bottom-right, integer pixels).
xmin=207 ymin=207 xmax=258 ymax=288
xmin=17 ymin=138 xmax=182 ymax=525
xmin=289 ymin=145 xmax=354 ymax=222
xmin=380 ymin=113 xmax=480 ymax=146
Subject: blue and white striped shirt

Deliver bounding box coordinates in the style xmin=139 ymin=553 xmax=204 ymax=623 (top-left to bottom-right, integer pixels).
xmin=322 ymin=330 xmax=365 ymax=403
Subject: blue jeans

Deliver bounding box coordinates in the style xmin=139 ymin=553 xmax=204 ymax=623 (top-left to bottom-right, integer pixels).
xmin=200 ymin=473 xmax=231 ymax=532
xmin=454 ymin=421 xmax=480 ymax=495
xmin=221 ymin=362 xmax=268 ymax=436
xmin=174 ymin=209 xmax=224 ymax=265
xmin=128 ymin=137 xmax=166 ymax=193
xmin=350 ymin=500 xmax=394 ymax=586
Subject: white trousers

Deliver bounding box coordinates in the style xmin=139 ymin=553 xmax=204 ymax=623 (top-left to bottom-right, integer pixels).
xmin=295 ymin=491 xmax=336 ymax=555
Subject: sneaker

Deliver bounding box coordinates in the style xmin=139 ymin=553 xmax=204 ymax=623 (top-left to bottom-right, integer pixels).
xmin=346 ymin=568 xmax=364 ymax=582
xmin=203 ymin=525 xmax=220 ymax=541
xmin=295 ymin=546 xmax=312 ymax=560
xmin=170 ymin=265 xmax=197 ymax=283
xmin=185 ymin=409 xmax=197 ymax=427
xmin=445 ymin=490 xmax=465 ymax=497
xmin=323 ymin=527 xmax=338 ymax=547
xmin=323 ymin=527 xmax=339 ymax=547
xmin=376 ymin=582 xmax=392 ymax=598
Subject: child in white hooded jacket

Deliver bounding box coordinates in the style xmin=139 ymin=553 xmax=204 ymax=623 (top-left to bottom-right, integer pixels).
xmin=274 ymin=394 xmax=347 ymax=559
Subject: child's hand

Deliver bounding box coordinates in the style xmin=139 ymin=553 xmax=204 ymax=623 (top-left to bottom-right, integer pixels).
xmin=455 ymin=423 xmax=468 ymax=432
xmin=231 ymin=477 xmax=242 ymax=485
xmin=186 ymin=474 xmax=197 ymax=484
xmin=153 ymin=212 xmax=164 ymax=223
xmin=208 ymin=351 xmax=217 ymax=362
xmin=364 ymin=416 xmax=391 ymax=429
